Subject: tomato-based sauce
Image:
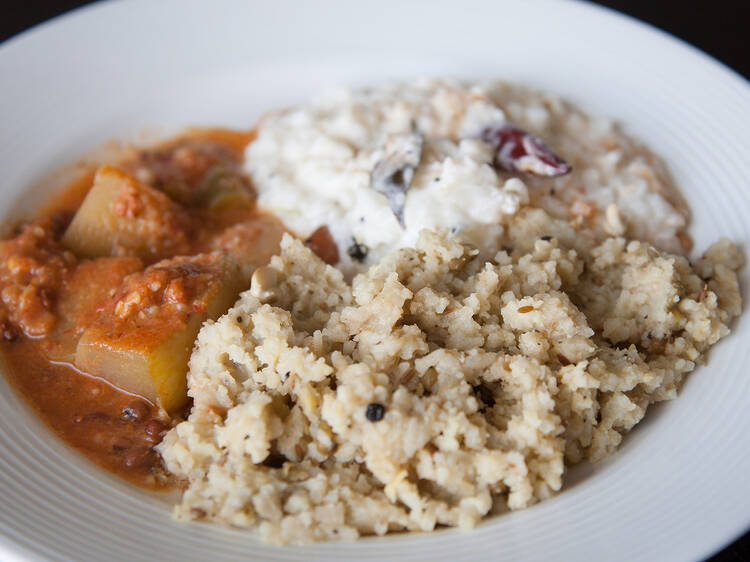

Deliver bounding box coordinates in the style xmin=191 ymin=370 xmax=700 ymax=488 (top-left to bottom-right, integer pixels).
xmin=1 ymin=338 xmax=170 ymax=489
xmin=0 ymin=128 xmax=308 ymax=488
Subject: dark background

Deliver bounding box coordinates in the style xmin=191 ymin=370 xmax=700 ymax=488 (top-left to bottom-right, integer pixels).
xmin=1 ymin=1 xmax=748 ymax=560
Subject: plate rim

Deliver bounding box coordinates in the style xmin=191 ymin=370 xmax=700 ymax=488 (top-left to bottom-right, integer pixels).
xmin=1 ymin=1 xmax=749 ymax=560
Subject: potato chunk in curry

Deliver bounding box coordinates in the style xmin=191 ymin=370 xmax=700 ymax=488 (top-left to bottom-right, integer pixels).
xmin=62 ymin=166 xmax=189 ymax=262
xmin=41 ymin=257 xmax=143 ymax=363
xmin=75 ymin=252 xmax=249 ymax=414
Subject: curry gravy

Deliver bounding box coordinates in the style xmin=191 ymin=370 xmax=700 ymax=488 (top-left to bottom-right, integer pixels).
xmin=0 ymin=129 xmax=294 ymax=488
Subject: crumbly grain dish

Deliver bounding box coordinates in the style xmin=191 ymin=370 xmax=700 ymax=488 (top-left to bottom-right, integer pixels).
xmin=159 ymin=207 xmax=741 ymax=544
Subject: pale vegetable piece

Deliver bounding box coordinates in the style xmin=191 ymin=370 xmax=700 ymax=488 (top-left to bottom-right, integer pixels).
xmin=62 ymin=165 xmax=190 ymax=262
xmin=41 ymin=256 xmax=143 ymax=363
xmin=75 ymin=252 xmax=248 ymax=414
xmin=209 ymin=214 xmax=286 ymax=278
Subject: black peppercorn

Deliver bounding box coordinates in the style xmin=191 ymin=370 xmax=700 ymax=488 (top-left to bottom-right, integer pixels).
xmin=365 ymin=403 xmax=385 ymax=422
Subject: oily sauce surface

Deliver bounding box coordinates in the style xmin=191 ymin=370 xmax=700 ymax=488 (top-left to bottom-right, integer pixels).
xmin=0 ymin=128 xmax=289 ymax=489
xmin=1 ymin=338 xmax=169 ymax=489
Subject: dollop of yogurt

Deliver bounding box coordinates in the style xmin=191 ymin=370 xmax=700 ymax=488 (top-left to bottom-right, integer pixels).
xmin=245 ymin=79 xmax=527 ymax=274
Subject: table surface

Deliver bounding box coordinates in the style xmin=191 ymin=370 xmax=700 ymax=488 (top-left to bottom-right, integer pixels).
xmin=1 ymin=1 xmax=749 ymax=561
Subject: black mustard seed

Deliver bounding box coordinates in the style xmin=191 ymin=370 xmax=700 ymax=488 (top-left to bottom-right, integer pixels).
xmin=365 ymin=403 xmax=385 ymax=422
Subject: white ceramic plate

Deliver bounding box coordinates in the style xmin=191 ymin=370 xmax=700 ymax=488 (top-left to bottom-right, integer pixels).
xmin=1 ymin=1 xmax=749 ymax=560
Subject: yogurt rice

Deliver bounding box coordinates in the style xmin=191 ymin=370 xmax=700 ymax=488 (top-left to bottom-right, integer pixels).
xmin=245 ymin=79 xmax=689 ymax=274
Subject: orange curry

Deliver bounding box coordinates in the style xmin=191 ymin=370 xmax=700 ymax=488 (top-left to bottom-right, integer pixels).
xmin=0 ymin=130 xmax=334 ymax=488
